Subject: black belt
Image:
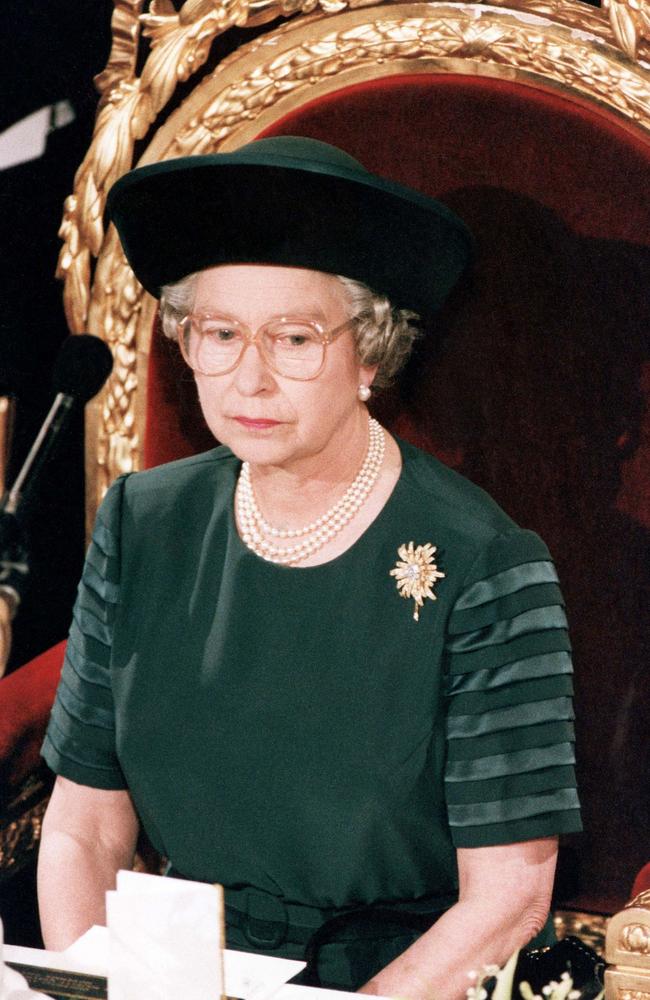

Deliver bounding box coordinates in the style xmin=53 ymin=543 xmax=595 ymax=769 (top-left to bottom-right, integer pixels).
xmin=166 ymin=866 xmax=454 ymax=950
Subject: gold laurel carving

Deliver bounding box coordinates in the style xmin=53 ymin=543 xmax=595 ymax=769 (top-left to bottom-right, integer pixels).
xmin=58 ymin=0 xmax=248 ymax=335
xmin=59 ymin=0 xmax=256 ymax=479
xmin=95 ymin=0 xmax=146 ymax=100
xmin=621 ymin=924 xmax=650 ymax=956
xmin=139 ymin=0 xmax=251 ymax=116
xmin=60 ymin=0 xmax=650 ymax=333
xmin=56 ymin=81 xmax=147 ymax=334
xmin=164 ymin=10 xmax=650 ymax=163
xmin=602 ymin=0 xmax=650 ymax=60
xmin=60 ymin=0 xmax=650 ymax=517
xmin=87 ymin=228 xmax=145 ymax=495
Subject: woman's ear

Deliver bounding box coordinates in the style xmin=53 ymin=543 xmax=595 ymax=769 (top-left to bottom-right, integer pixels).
xmin=359 ymin=362 xmax=379 ymax=391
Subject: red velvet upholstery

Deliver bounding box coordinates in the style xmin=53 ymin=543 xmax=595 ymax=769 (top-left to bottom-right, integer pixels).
xmin=144 ymin=74 xmax=650 ymax=914
xmin=631 ymin=863 xmax=650 ymax=900
xmin=0 ymin=640 xmax=66 ymax=792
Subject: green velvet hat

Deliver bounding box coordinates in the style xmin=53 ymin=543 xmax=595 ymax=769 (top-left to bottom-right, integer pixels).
xmin=106 ymin=136 xmax=473 ymax=318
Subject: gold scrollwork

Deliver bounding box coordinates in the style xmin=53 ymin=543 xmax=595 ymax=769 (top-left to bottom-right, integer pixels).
xmin=95 ymin=0 xmax=146 ymax=100
xmin=87 ymin=229 xmax=144 ymax=496
xmin=163 ymin=10 xmax=650 ymax=158
xmin=622 ymin=925 xmax=650 ymax=956
xmin=57 ymin=0 xmax=650 ymax=521
xmin=58 ymin=0 xmax=250 ymax=336
xmin=59 ymin=0 xmax=650 ymax=335
xmin=602 ymin=0 xmax=650 ymax=60
xmin=605 ymin=893 xmax=650 ymax=1000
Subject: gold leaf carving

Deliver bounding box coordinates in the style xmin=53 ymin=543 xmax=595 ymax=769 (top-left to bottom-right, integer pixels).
xmin=140 ymin=2 xmax=248 ymax=113
xmin=88 ymin=230 xmax=144 ymax=495
xmin=59 ymin=0 xmax=239 ymax=335
xmin=57 ymin=0 xmax=650 ymax=522
xmin=165 ymin=10 xmax=650 ymax=165
xmin=95 ymin=0 xmax=146 ymax=99
xmin=57 ymin=196 xmax=91 ymax=334
xmin=602 ymin=0 xmax=650 ymax=59
xmin=622 ymin=925 xmax=650 ymax=956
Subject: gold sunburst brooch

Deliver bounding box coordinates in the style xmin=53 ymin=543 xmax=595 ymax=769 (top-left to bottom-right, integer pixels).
xmin=390 ymin=542 xmax=445 ymax=621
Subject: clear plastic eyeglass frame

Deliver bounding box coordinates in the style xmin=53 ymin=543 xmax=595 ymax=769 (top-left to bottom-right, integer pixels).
xmin=177 ymin=313 xmax=355 ymax=381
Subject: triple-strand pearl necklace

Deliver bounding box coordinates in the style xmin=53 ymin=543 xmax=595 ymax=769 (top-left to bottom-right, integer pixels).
xmin=236 ymin=416 xmax=385 ymax=566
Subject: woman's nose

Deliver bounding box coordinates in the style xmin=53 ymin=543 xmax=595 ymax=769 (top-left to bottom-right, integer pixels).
xmin=233 ymin=341 xmax=275 ymax=394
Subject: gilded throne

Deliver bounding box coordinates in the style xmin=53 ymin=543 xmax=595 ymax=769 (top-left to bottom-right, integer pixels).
xmin=1 ymin=0 xmax=649 ymax=961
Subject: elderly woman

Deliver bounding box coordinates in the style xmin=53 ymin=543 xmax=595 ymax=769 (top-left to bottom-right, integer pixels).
xmin=37 ymin=137 xmax=581 ymax=999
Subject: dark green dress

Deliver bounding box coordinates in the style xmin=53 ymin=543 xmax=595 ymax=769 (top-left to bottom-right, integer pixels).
xmin=42 ymin=438 xmax=581 ymax=986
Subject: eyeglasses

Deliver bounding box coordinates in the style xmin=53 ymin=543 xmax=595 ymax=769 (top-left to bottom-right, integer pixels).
xmin=177 ymin=312 xmax=355 ymax=381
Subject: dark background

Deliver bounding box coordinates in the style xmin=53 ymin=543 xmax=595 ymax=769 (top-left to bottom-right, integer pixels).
xmin=0 ymin=1 xmax=113 ymax=946
xmin=1 ymin=1 xmax=113 ymax=672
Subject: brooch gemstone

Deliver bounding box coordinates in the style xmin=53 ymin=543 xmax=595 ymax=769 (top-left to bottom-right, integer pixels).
xmin=390 ymin=541 xmax=445 ymax=621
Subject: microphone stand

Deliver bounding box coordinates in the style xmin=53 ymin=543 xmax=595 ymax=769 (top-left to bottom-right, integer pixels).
xmin=2 ymin=393 xmax=74 ymax=515
xmin=0 ymin=396 xmax=73 ymax=675
xmin=0 ymin=394 xmax=75 ymax=675
xmin=0 ymin=335 xmax=113 ymax=676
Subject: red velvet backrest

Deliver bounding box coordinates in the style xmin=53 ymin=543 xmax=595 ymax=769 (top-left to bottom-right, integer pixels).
xmin=144 ymin=73 xmax=650 ymax=913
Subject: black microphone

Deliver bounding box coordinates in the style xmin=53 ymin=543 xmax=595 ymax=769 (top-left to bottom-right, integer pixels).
xmin=0 ymin=335 xmax=112 ymax=667
xmin=2 ymin=334 xmax=113 ymax=515
xmin=0 ymin=335 xmax=112 ymax=644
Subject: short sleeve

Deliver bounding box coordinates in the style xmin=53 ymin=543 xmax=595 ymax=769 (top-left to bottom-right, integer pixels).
xmin=444 ymin=529 xmax=582 ymax=847
xmin=41 ymin=476 xmax=128 ymax=789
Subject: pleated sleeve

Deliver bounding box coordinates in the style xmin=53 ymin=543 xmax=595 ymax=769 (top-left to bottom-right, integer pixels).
xmin=444 ymin=529 xmax=582 ymax=847
xmin=41 ymin=476 xmax=128 ymax=789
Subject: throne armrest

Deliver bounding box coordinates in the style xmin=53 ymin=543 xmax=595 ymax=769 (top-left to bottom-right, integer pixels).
xmin=0 ymin=640 xmax=65 ymax=879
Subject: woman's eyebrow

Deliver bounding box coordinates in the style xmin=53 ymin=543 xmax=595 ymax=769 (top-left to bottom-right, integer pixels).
xmin=193 ymin=306 xmax=330 ymax=323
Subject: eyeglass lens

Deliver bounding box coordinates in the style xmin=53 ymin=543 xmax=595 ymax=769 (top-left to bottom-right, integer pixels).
xmin=182 ymin=316 xmax=327 ymax=379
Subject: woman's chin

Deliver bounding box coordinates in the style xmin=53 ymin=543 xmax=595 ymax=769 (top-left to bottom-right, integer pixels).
xmin=215 ymin=422 xmax=296 ymax=466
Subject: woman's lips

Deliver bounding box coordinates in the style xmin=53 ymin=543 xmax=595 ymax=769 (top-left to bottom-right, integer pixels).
xmin=233 ymin=417 xmax=282 ymax=430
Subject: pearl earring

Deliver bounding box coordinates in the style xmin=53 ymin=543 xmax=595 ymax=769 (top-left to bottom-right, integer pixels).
xmin=358 ymin=384 xmax=372 ymax=402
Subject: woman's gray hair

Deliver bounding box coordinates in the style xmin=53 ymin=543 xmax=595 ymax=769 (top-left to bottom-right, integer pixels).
xmin=160 ymin=270 xmax=420 ymax=389
xmin=336 ymin=276 xmax=420 ymax=389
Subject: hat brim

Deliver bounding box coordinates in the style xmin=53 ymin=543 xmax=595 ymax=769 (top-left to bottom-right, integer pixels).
xmin=106 ymin=147 xmax=474 ymax=318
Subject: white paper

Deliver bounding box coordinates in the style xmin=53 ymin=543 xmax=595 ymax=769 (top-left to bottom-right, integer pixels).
xmin=0 ymin=919 xmax=50 ymax=1000
xmin=64 ymin=924 xmax=305 ymax=999
xmin=107 ymin=870 xmax=223 ymax=1000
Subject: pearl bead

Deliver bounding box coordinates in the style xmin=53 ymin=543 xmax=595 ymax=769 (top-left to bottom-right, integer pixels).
xmin=236 ymin=416 xmax=385 ymax=565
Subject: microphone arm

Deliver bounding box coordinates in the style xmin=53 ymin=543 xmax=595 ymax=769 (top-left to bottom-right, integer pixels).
xmin=0 ymin=396 xmax=73 ymax=676
xmin=2 ymin=392 xmax=74 ymax=515
xmin=0 ymin=334 xmax=113 ymax=675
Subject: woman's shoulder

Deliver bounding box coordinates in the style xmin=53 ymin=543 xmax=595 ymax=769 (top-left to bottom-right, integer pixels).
xmin=399 ymin=439 xmax=514 ymax=533
xmin=128 ymin=445 xmax=236 ymax=489
xmin=98 ymin=445 xmax=238 ymax=520
xmin=397 ymin=437 xmax=552 ymax=567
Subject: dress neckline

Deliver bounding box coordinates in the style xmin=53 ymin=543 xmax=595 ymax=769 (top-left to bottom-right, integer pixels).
xmin=227 ymin=435 xmax=410 ymax=573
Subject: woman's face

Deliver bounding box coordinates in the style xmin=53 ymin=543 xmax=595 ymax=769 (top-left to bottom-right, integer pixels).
xmin=191 ymin=264 xmax=377 ymax=470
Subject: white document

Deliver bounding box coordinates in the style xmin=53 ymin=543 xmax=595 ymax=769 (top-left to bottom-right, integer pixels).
xmin=107 ymin=869 xmax=224 ymax=1000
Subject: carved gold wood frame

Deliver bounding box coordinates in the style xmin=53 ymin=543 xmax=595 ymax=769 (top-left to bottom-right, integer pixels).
xmin=605 ymin=890 xmax=650 ymax=1000
xmin=58 ymin=0 xmax=650 ymax=535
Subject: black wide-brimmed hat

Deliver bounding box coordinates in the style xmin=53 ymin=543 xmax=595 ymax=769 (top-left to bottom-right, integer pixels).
xmin=106 ymin=136 xmax=473 ymax=318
